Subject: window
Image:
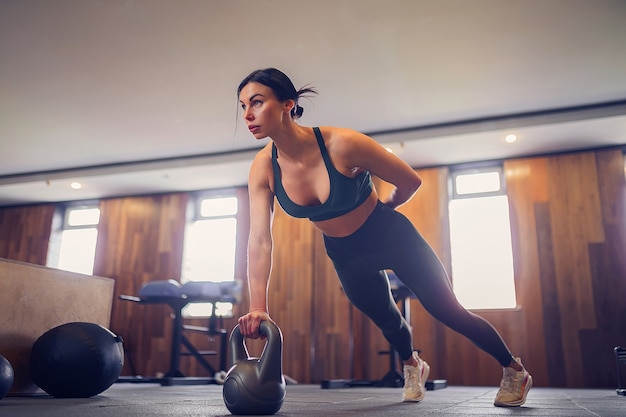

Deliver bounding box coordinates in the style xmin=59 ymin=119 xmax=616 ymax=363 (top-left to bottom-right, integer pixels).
xmin=181 ymin=191 xmax=238 ymax=317
xmin=47 ymin=204 xmax=100 ymax=275
xmin=448 ymin=166 xmax=517 ymax=309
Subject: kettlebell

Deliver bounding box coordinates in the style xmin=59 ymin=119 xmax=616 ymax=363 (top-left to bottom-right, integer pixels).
xmin=222 ymin=321 xmax=286 ymax=415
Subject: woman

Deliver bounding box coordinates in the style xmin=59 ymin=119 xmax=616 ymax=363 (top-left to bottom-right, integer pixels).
xmin=236 ymin=68 xmax=532 ymax=407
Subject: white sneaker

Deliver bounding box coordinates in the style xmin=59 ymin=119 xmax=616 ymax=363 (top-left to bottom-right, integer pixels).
xmin=494 ymin=358 xmax=532 ymax=407
xmin=402 ymin=351 xmax=430 ymax=402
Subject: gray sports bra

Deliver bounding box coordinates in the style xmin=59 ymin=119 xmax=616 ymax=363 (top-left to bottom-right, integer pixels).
xmin=271 ymin=127 xmax=373 ymax=222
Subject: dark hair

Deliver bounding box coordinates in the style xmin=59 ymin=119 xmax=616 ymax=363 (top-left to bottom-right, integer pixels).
xmin=237 ymin=68 xmax=317 ymax=119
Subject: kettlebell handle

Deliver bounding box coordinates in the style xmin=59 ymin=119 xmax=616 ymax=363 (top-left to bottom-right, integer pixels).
xmin=257 ymin=321 xmax=283 ymax=383
xmin=229 ymin=320 xmax=283 ymax=382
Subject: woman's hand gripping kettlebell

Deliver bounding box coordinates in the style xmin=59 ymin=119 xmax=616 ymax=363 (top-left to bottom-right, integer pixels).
xmin=238 ymin=310 xmax=272 ymax=339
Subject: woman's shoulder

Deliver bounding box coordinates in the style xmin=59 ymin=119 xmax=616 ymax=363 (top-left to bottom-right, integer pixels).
xmin=317 ymin=125 xmax=360 ymax=138
xmin=317 ymin=126 xmax=369 ymax=154
xmin=249 ymin=143 xmax=274 ymax=178
xmin=255 ymin=141 xmax=274 ymax=157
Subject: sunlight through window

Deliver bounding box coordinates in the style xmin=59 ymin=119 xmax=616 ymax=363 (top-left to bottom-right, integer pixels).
xmin=455 ymin=171 xmax=501 ymax=195
xmin=57 ymin=228 xmax=99 ymax=274
xmin=181 ymin=194 xmax=238 ymax=317
xmin=449 ymin=168 xmax=516 ymax=309
xmin=48 ymin=205 xmax=100 ymax=275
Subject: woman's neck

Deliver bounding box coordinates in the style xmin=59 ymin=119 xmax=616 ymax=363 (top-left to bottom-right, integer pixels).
xmin=270 ymin=124 xmax=315 ymax=160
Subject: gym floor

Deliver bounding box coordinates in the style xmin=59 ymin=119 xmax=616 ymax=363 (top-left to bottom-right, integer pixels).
xmin=1 ymin=383 xmax=624 ymax=417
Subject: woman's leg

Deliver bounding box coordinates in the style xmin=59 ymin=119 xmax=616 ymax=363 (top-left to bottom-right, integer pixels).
xmin=323 ymin=201 xmax=514 ymax=366
xmin=333 ymin=260 xmax=415 ymax=361
xmin=332 ymin=255 xmax=431 ymax=402
xmin=388 ymin=220 xmax=515 ymax=367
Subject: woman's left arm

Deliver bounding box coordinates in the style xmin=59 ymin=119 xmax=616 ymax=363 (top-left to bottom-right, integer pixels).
xmin=331 ymin=127 xmax=422 ymax=209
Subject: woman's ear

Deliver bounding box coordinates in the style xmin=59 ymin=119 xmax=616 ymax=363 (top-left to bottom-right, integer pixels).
xmin=284 ymin=99 xmax=296 ymax=114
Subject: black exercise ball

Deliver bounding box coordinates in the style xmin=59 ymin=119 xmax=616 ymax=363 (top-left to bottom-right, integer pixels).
xmin=0 ymin=354 xmax=14 ymax=400
xmin=30 ymin=322 xmax=124 ymax=398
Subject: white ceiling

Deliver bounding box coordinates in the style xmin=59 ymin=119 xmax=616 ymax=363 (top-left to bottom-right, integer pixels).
xmin=1 ymin=0 xmax=625 ymax=206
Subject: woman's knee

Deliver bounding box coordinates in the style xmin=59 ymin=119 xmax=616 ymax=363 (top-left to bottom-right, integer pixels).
xmin=350 ymin=294 xmax=403 ymax=330
xmin=423 ymin=299 xmax=476 ymax=332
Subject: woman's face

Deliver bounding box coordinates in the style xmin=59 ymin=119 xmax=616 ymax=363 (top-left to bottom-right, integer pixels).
xmin=239 ymin=82 xmax=292 ymax=139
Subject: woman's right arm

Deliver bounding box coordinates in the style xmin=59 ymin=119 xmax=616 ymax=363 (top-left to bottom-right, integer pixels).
xmin=238 ymin=150 xmax=276 ymax=339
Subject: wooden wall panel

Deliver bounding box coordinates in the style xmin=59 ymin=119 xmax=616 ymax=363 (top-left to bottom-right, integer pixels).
xmin=546 ymin=153 xmax=600 ymax=386
xmin=534 ymin=201 xmax=566 ymax=386
xmin=93 ymin=193 xmax=189 ymax=378
xmin=506 ymin=158 xmax=551 ymax=386
xmin=580 ymin=149 xmax=626 ymax=387
xmin=505 ymin=147 xmax=626 ymax=388
xmin=311 ymin=230 xmax=352 ymax=381
xmin=264 ymin=204 xmax=316 ymax=383
xmin=0 ymin=204 xmax=55 ymax=265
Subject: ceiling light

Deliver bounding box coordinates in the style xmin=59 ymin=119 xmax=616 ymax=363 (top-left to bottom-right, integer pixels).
xmin=504 ymin=134 xmax=517 ymax=143
xmin=70 ymin=182 xmax=82 ymax=190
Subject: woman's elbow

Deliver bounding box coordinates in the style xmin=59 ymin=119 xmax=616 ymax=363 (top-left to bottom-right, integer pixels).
xmin=409 ymin=174 xmax=422 ymax=195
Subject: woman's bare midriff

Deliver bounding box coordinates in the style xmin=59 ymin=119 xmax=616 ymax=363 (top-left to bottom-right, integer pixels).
xmin=311 ymin=190 xmax=379 ymax=238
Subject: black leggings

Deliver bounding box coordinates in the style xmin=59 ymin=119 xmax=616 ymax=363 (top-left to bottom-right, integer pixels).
xmin=323 ymin=201 xmax=514 ymax=366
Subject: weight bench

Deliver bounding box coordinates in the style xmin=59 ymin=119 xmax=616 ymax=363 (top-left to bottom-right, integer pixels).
xmin=118 ymin=279 xmax=241 ymax=386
